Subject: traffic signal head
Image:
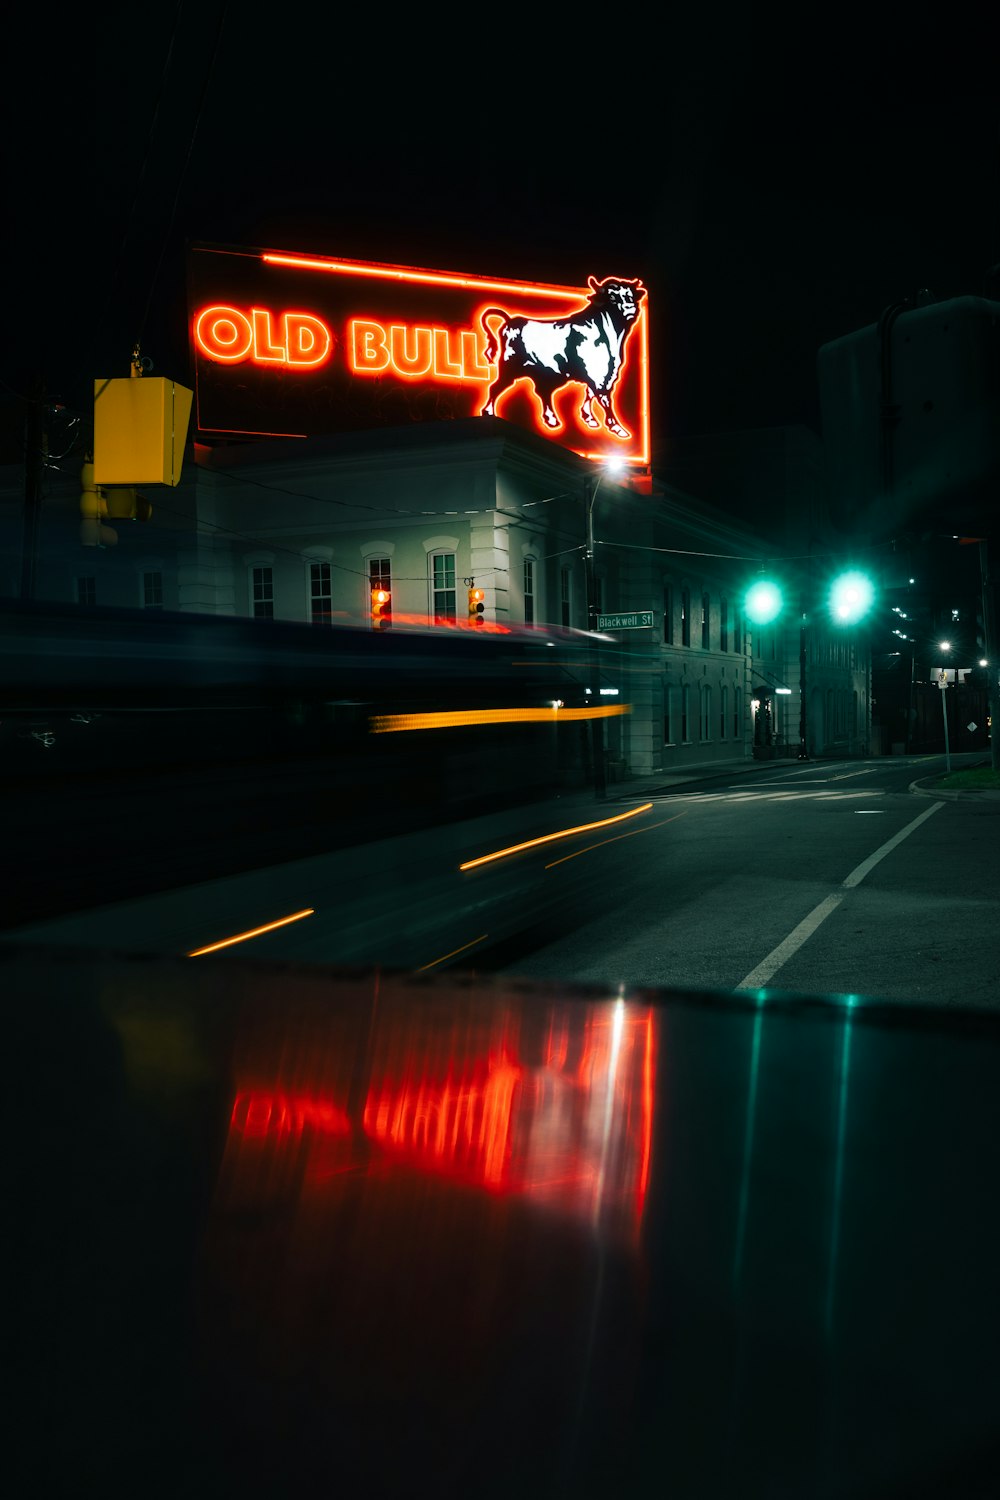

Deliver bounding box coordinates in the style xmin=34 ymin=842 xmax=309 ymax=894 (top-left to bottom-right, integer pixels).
xmin=744 ymin=578 xmax=783 ymax=625
xmin=468 ymin=586 xmax=485 ymax=625
xmin=79 ymin=459 xmax=117 ymax=547
xmin=371 ymin=586 xmax=392 ymax=629
xmin=829 ymin=570 xmax=875 ymax=624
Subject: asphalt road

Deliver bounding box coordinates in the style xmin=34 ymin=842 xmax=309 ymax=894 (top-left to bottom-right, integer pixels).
xmin=490 ymin=754 xmax=1000 ymax=1009
xmin=7 ymin=752 xmax=998 ymax=1009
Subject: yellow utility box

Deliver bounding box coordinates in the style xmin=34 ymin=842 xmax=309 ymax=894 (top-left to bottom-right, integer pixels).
xmin=93 ymin=376 xmax=193 ymax=486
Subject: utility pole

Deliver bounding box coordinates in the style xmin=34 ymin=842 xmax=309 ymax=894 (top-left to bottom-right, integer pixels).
xmin=980 ymin=539 xmax=1000 ymax=771
xmin=584 ymin=472 xmax=607 ymax=800
xmin=19 ymin=382 xmax=45 ymax=601
xmin=798 ymin=597 xmax=808 ymax=759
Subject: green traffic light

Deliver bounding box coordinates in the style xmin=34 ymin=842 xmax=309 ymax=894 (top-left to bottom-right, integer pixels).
xmin=829 ymin=570 xmax=874 ymax=624
xmin=745 ymin=579 xmax=783 ymax=625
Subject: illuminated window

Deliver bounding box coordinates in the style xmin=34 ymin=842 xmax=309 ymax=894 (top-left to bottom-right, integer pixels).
xmin=143 ymin=571 xmax=163 ymax=610
xmin=663 ymin=584 xmax=673 ymax=644
xmin=681 ymin=684 xmax=690 ymax=742
xmin=721 ymin=598 xmax=729 ymax=652
xmin=252 ymin=565 xmax=274 ymax=619
xmin=700 ymin=684 xmax=711 ymax=740
xmin=720 ymin=684 xmax=728 ymax=739
xmin=432 ymin=552 xmax=456 ymax=623
xmin=701 ymin=592 xmax=710 ymax=649
xmin=310 ymin=561 xmax=332 ymax=625
xmin=681 ymin=588 xmax=690 ymax=646
xmin=524 ymin=557 xmax=535 ymax=625
xmin=77 ymin=576 xmax=96 ymax=606
xmin=561 ymin=567 xmax=571 ymax=627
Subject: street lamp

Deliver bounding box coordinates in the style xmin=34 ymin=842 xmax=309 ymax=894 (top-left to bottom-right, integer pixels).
xmin=584 ymin=457 xmax=625 ymax=799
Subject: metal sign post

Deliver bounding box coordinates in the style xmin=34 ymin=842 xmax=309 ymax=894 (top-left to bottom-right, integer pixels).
xmin=937 ymin=671 xmax=952 ymax=773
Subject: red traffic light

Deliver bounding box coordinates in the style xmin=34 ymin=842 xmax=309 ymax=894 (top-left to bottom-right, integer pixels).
xmin=371 ymin=586 xmax=392 ymax=629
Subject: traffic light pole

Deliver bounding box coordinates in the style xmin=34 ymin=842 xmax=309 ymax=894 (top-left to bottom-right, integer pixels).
xmin=19 ymin=382 xmax=45 ymax=601
xmin=798 ymin=599 xmax=809 ymax=759
xmin=980 ymin=540 xmax=1000 ymax=772
xmin=584 ymin=473 xmax=607 ymax=800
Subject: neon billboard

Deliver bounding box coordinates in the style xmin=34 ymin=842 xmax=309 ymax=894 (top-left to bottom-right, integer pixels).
xmin=188 ymin=245 xmax=650 ymax=465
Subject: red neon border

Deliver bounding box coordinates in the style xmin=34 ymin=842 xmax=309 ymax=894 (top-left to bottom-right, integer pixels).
xmin=191 ymin=247 xmax=650 ymax=463
xmin=261 ymin=251 xmax=650 ymax=465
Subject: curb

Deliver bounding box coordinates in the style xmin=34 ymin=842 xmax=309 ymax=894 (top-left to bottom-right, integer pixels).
xmin=909 ymin=777 xmax=1000 ymax=802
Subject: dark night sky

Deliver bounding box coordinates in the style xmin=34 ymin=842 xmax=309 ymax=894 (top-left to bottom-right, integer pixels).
xmin=5 ymin=6 xmax=998 ymax=458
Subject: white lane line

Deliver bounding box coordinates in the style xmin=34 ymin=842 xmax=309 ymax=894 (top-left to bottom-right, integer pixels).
xmin=840 ymin=800 xmax=943 ymax=888
xmin=734 ymin=895 xmax=845 ymax=991
xmin=734 ymin=801 xmax=945 ymax=991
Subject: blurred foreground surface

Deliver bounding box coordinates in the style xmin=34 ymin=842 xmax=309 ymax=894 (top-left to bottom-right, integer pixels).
xmin=8 ymin=948 xmax=1000 ymax=1498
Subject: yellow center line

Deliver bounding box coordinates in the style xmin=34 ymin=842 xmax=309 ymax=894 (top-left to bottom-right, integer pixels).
xmin=417 ymin=933 xmax=489 ymax=971
xmin=459 ymin=803 xmax=654 ymax=871
xmin=188 ymin=908 xmax=315 ymax=957
xmin=545 ymin=811 xmax=687 ymax=868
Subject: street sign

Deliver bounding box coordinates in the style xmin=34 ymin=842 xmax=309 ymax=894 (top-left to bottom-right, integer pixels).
xmin=597 ymin=611 xmax=653 ymax=631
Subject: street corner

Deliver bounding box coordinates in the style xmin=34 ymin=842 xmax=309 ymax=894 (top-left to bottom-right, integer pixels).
xmin=908 ymin=775 xmax=1000 ymax=802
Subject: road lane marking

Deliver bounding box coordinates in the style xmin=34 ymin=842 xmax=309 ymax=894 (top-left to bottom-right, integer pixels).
xmin=417 ymin=933 xmax=489 ymax=971
xmin=840 ymin=800 xmax=943 ymax=888
xmin=734 ymin=801 xmax=945 ymax=991
xmin=734 ymin=895 xmax=845 ymax=991
xmin=544 ymin=812 xmax=687 ymax=868
xmin=188 ymin=907 xmax=315 ymax=956
xmin=459 ymin=802 xmax=653 ymax=870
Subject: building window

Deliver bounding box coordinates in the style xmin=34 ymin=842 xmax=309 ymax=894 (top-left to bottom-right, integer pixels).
xmin=681 ymin=588 xmax=690 ymax=647
xmin=720 ymin=684 xmax=728 ymax=739
xmin=734 ymin=612 xmax=742 ymax=655
xmin=310 ymin=561 xmax=332 ymax=624
xmin=721 ymin=599 xmax=729 ymax=652
xmin=701 ymin=592 xmax=710 ymax=649
xmin=524 ymin=557 xmax=535 ymax=624
xmin=143 ymin=571 xmax=163 ymax=609
xmin=77 ymin=576 xmax=96 ymax=606
xmin=733 ymin=691 xmax=740 ymax=740
xmin=701 ymin=685 xmax=711 ymax=740
xmin=664 ymin=684 xmax=672 ymax=745
xmin=663 ymin=584 xmax=673 ymax=645
xmin=252 ymin=566 xmax=274 ymax=619
xmin=561 ymin=568 xmax=571 ymax=628
xmin=681 ymin=684 xmax=690 ymax=742
xmin=432 ymin=552 xmax=456 ymax=623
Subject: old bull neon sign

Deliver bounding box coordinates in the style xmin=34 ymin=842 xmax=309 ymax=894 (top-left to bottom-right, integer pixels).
xmin=188 ymin=246 xmax=650 ymax=463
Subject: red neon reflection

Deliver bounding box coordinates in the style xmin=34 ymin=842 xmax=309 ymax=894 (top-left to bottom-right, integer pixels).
xmin=362 ymin=1006 xmax=656 ymax=1230
xmin=230 ymin=1090 xmax=351 ymax=1139
xmin=195 ymin=306 xmax=332 ymax=368
xmin=222 ymin=1007 xmax=656 ymax=1237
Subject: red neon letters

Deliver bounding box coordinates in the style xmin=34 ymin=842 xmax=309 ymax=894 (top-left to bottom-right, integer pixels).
xmin=194 ymin=304 xmax=490 ymax=383
xmin=349 ymin=320 xmax=491 ymax=382
xmin=195 ymin=305 xmax=332 ymax=368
